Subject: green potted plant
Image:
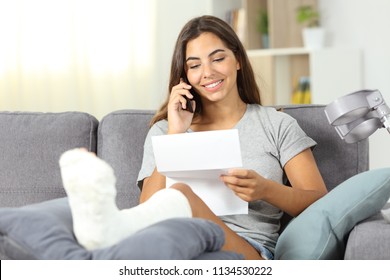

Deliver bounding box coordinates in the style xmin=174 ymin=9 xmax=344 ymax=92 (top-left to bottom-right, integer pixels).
xmin=296 ymin=5 xmax=325 ymax=49
xmin=296 ymin=5 xmax=320 ymax=27
xmin=257 ymin=9 xmax=269 ymax=48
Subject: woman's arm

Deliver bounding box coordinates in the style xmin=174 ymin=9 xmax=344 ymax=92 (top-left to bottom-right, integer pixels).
xmin=262 ymin=148 xmax=327 ymax=217
xmin=140 ymin=80 xmax=196 ymax=203
xmin=221 ymin=148 xmax=327 ymax=217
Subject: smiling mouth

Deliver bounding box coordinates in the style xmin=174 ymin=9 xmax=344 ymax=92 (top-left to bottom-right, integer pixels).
xmin=204 ymin=80 xmax=223 ymax=89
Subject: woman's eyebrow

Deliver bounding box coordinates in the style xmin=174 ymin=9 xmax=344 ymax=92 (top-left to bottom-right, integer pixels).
xmin=186 ymin=49 xmax=226 ymax=62
xmin=209 ymin=49 xmax=225 ymax=57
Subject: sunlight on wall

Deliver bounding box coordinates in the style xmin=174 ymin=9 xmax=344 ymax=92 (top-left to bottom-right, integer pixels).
xmin=0 ymin=0 xmax=156 ymax=119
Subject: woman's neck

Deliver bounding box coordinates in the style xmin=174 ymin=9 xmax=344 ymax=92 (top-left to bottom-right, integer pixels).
xmin=192 ymin=101 xmax=247 ymax=131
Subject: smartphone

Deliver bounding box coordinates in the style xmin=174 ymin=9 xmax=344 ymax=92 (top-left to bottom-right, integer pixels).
xmin=182 ymin=76 xmax=195 ymax=113
xmin=184 ymin=96 xmax=194 ymax=113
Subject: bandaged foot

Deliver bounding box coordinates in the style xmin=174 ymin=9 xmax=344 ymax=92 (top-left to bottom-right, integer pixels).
xmin=59 ymin=149 xmax=192 ymax=250
xmin=382 ymin=207 xmax=390 ymax=224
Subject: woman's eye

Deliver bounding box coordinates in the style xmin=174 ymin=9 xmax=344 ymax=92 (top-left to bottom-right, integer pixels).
xmin=189 ymin=64 xmax=200 ymax=69
xmin=213 ymin=57 xmax=225 ymax=63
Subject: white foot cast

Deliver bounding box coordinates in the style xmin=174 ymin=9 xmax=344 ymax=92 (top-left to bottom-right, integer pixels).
xmin=59 ymin=149 xmax=192 ymax=250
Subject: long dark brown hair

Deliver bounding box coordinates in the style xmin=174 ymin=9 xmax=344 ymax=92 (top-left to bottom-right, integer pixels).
xmin=150 ymin=15 xmax=261 ymax=126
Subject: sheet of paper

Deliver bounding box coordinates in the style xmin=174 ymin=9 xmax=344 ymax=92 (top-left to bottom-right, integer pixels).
xmin=152 ymin=129 xmax=248 ymax=216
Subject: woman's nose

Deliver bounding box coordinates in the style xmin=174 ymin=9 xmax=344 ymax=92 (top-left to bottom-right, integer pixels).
xmin=202 ymin=63 xmax=214 ymax=79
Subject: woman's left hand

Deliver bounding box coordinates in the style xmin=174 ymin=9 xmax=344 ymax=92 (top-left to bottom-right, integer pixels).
xmin=220 ymin=169 xmax=267 ymax=202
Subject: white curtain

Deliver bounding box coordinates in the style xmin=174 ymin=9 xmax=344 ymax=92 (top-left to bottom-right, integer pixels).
xmin=0 ymin=0 xmax=156 ymax=119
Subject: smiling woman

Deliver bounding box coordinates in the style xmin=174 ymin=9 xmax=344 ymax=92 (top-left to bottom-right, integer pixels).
xmin=185 ymin=33 xmax=240 ymax=103
xmin=136 ymin=15 xmax=327 ymax=260
xmin=0 ymin=0 xmax=156 ymax=119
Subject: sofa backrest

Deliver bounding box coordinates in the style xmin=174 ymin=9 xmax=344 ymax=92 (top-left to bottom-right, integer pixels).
xmin=98 ymin=105 xmax=369 ymax=209
xmin=97 ymin=110 xmax=154 ymax=209
xmin=279 ymin=105 xmax=369 ymax=191
xmin=0 ymin=112 xmax=98 ymax=207
xmin=0 ymin=105 xmax=369 ymax=209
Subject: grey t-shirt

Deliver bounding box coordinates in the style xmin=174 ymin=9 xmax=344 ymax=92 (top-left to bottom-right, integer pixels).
xmin=137 ymin=104 xmax=316 ymax=254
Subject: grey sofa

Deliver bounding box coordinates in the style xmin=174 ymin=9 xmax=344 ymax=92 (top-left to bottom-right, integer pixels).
xmin=0 ymin=105 xmax=389 ymax=259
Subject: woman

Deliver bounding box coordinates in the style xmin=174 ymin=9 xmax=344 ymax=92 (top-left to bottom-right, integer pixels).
xmin=61 ymin=15 xmax=327 ymax=260
xmin=136 ymin=15 xmax=327 ymax=260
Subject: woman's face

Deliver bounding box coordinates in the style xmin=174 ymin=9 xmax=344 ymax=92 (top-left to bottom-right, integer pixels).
xmin=185 ymin=32 xmax=240 ymax=104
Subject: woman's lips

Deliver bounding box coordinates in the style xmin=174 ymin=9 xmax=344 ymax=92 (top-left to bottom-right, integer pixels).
xmin=203 ymin=79 xmax=223 ymax=92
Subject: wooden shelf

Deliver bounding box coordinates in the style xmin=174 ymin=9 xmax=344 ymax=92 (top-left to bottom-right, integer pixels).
xmin=221 ymin=1 xmax=363 ymax=106
xmin=247 ymin=48 xmax=363 ymax=106
xmin=247 ymin=47 xmax=310 ymax=57
xmin=242 ymin=0 xmax=318 ymax=50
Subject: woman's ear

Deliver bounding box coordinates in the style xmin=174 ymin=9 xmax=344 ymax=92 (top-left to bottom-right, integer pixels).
xmin=236 ymin=62 xmax=240 ymax=70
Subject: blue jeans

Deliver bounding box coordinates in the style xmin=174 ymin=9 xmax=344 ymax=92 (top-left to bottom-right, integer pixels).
xmin=239 ymin=235 xmax=274 ymax=260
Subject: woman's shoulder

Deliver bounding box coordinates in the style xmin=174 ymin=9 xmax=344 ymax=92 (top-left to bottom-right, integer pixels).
xmin=149 ymin=119 xmax=168 ymax=135
xmin=243 ymin=105 xmax=298 ymax=135
xmin=247 ymin=104 xmax=293 ymax=121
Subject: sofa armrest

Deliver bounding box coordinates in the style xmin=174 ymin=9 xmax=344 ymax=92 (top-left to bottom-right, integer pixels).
xmin=345 ymin=203 xmax=390 ymax=259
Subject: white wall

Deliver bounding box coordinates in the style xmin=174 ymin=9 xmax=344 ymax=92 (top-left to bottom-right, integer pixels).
xmin=318 ymin=0 xmax=390 ymax=169
xmin=2 ymin=0 xmax=387 ymax=168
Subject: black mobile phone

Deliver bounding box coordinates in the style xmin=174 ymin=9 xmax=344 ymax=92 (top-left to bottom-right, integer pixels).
xmin=183 ymin=76 xmax=195 ymax=113
xmin=184 ymin=96 xmax=194 ymax=113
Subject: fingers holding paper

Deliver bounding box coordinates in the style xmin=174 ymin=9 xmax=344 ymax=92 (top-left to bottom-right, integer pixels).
xmin=220 ymin=169 xmax=267 ymax=202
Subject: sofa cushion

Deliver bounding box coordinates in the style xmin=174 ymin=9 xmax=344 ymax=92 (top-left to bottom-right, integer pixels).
xmin=274 ymin=168 xmax=390 ymax=259
xmin=344 ymin=203 xmax=390 ymax=259
xmin=0 ymin=112 xmax=98 ymax=208
xmin=97 ymin=110 xmax=154 ymax=209
xmin=0 ymin=198 xmax=242 ymax=260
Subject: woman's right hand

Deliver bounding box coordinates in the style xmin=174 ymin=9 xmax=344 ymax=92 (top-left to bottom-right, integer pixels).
xmin=167 ymin=79 xmax=196 ymax=134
